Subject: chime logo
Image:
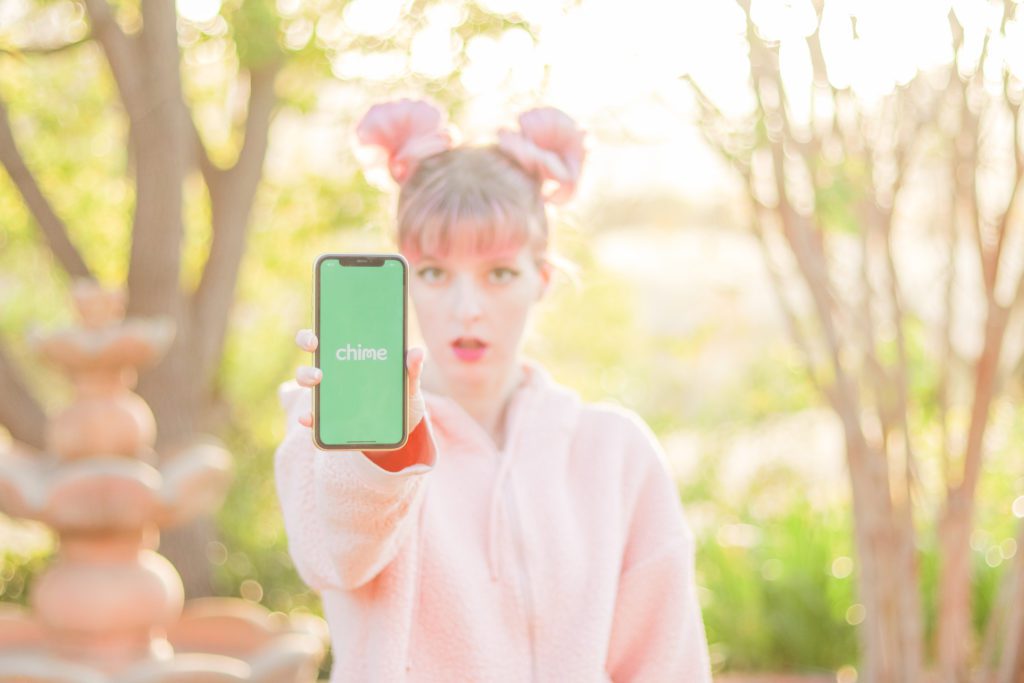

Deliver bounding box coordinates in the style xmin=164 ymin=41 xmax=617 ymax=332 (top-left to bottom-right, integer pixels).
xmin=335 ymin=343 xmax=389 ymax=361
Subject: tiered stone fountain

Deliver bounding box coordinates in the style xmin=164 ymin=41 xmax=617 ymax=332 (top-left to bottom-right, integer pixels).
xmin=0 ymin=279 xmax=328 ymax=682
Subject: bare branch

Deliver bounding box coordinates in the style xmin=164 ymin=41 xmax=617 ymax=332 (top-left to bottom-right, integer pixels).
xmin=0 ymin=98 xmax=94 ymax=282
xmin=189 ymin=116 xmax=220 ymax=186
xmin=957 ymin=303 xmax=1010 ymax=502
xmin=230 ymin=66 xmax=278 ymax=187
xmin=754 ymin=72 xmax=848 ymax=390
xmin=806 ymin=27 xmax=855 ymax=164
xmin=857 ymin=209 xmax=892 ymax=449
xmin=939 ymin=165 xmax=956 ymax=488
xmin=190 ymin=66 xmax=280 ymax=386
xmin=744 ymin=177 xmax=828 ymax=400
xmin=82 ymin=0 xmax=146 ymax=121
xmin=957 ymin=79 xmax=992 ymax=297
xmin=948 ymin=16 xmax=1016 ymax=505
xmin=879 ymin=201 xmax=921 ymax=504
xmin=991 ymin=75 xmax=1022 ymax=289
xmin=683 ymin=73 xmax=725 ymax=120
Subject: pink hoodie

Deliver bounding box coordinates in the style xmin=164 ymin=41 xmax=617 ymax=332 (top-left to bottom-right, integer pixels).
xmin=273 ymin=357 xmax=712 ymax=682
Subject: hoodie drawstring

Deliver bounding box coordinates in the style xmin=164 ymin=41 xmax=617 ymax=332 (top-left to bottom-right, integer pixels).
xmin=485 ymin=376 xmax=537 ymax=582
xmin=423 ymin=362 xmax=550 ymax=583
xmin=487 ymin=442 xmax=520 ymax=581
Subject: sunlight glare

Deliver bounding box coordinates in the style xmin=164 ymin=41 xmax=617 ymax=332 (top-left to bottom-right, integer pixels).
xmin=750 ymin=0 xmax=818 ymax=41
xmin=177 ymin=0 xmax=221 ymax=24
xmin=343 ymin=0 xmax=410 ymax=37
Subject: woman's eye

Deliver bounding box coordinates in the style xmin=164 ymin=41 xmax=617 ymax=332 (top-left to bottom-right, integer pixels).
xmin=489 ymin=267 xmax=520 ymax=284
xmin=418 ymin=266 xmax=444 ymax=282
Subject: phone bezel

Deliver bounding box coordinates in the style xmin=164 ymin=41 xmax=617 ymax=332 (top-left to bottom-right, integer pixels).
xmin=312 ymin=252 xmax=409 ymax=451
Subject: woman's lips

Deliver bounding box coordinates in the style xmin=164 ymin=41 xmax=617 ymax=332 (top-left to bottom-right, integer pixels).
xmin=451 ymin=337 xmax=488 ymax=362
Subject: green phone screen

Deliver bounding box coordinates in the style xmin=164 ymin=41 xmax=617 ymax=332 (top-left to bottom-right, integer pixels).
xmin=315 ymin=255 xmax=406 ymax=449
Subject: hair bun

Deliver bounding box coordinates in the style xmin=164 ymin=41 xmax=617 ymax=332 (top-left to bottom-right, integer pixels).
xmin=497 ymin=106 xmax=586 ymax=204
xmin=355 ymin=98 xmax=453 ymax=184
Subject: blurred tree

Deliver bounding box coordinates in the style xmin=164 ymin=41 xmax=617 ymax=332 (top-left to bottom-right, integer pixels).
xmin=688 ymin=1 xmax=1024 ymax=681
xmin=0 ymin=0 xmax=284 ymax=599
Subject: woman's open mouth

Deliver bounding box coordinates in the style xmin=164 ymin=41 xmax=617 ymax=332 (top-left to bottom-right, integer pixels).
xmin=451 ymin=337 xmax=488 ymax=362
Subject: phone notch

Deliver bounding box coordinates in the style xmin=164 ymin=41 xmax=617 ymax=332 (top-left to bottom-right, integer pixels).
xmin=339 ymin=256 xmax=385 ymax=267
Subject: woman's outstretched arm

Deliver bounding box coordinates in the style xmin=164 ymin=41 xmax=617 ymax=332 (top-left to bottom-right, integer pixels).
xmin=273 ymin=331 xmax=436 ymax=592
xmin=273 ymin=379 xmax=438 ymax=593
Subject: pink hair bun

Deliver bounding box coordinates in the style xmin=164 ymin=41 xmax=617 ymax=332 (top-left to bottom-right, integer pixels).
xmin=497 ymin=106 xmax=586 ymax=205
xmin=355 ymin=98 xmax=453 ymax=184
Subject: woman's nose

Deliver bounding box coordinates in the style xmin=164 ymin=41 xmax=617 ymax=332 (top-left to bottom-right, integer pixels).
xmin=452 ymin=277 xmax=483 ymax=322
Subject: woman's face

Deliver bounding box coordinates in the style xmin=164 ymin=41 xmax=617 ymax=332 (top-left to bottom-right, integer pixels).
xmin=407 ymin=240 xmax=551 ymax=386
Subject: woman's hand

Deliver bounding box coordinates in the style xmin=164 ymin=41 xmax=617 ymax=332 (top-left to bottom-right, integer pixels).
xmin=293 ymin=329 xmax=427 ymax=436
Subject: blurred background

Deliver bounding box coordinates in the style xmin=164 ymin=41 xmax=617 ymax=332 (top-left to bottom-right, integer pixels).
xmin=2 ymin=0 xmax=1024 ymax=681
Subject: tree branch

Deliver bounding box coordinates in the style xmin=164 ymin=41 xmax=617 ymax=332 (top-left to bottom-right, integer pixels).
xmin=190 ymin=65 xmax=279 ymax=387
xmin=82 ymin=0 xmax=146 ymax=121
xmin=753 ymin=63 xmax=848 ymax=393
xmin=0 ymin=98 xmax=94 ymax=282
xmin=991 ymin=76 xmax=1022 ymax=291
xmin=956 ymin=302 xmax=1009 ymax=502
xmin=951 ymin=23 xmax=1015 ymax=504
xmin=939 ymin=153 xmax=957 ymax=488
xmin=190 ymin=116 xmax=219 ymax=187
xmin=746 ymin=178 xmax=827 ymax=398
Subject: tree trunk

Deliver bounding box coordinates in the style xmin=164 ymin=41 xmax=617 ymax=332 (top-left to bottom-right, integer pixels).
xmin=0 ymin=343 xmax=47 ymax=449
xmin=843 ymin=427 xmax=924 ymax=682
xmin=2 ymin=0 xmax=278 ymax=602
xmin=938 ymin=493 xmax=974 ymax=683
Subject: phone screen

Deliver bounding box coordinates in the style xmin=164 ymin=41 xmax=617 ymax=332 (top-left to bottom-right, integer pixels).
xmin=314 ymin=254 xmax=407 ymax=450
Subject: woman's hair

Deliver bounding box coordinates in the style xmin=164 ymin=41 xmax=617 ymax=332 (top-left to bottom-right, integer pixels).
xmin=355 ymin=98 xmax=585 ymax=284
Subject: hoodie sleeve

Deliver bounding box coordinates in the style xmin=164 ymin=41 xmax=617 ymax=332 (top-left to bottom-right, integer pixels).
xmin=272 ymin=379 xmax=438 ymax=593
xmin=605 ymin=411 xmax=712 ymax=683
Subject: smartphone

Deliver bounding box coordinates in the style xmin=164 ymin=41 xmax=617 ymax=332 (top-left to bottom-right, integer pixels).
xmin=313 ymin=253 xmax=408 ymax=450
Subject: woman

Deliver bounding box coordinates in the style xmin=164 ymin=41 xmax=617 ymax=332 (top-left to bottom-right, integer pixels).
xmin=274 ymin=98 xmax=712 ymax=682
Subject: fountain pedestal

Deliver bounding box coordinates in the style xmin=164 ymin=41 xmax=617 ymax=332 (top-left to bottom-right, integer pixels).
xmin=0 ymin=279 xmax=328 ymax=682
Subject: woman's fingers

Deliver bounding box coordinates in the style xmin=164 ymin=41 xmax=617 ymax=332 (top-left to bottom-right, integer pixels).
xmin=406 ymin=347 xmax=425 ymax=391
xmin=295 ymin=330 xmax=320 ymax=386
xmin=296 ymin=365 xmax=322 ymax=387
xmin=295 ymin=328 xmax=318 ymax=352
xmin=294 ymin=329 xmax=319 ymax=427
xmin=405 ymin=347 xmax=427 ymax=430
xmin=296 ymin=346 xmax=423 ymax=429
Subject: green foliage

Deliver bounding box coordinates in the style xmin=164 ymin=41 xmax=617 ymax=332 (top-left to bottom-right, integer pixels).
xmin=0 ymin=46 xmax=129 ymax=287
xmin=814 ymin=159 xmax=868 ymax=235
xmin=0 ymin=521 xmax=53 ymax=606
xmin=528 ymin=227 xmax=645 ymax=402
xmin=896 ymin=315 xmax=946 ymax=427
xmin=698 ymin=507 xmax=858 ymax=672
xmin=0 ymin=46 xmax=125 ymax=408
xmin=693 ymin=343 xmax=820 ymax=429
xmin=223 ymin=0 xmax=284 ymax=69
xmin=680 ymin=449 xmax=859 ymax=673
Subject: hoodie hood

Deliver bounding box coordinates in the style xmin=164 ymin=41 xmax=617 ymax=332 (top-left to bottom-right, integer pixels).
xmin=277 ymin=356 xmax=583 ymax=583
xmin=422 ymin=357 xmax=582 ymax=581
